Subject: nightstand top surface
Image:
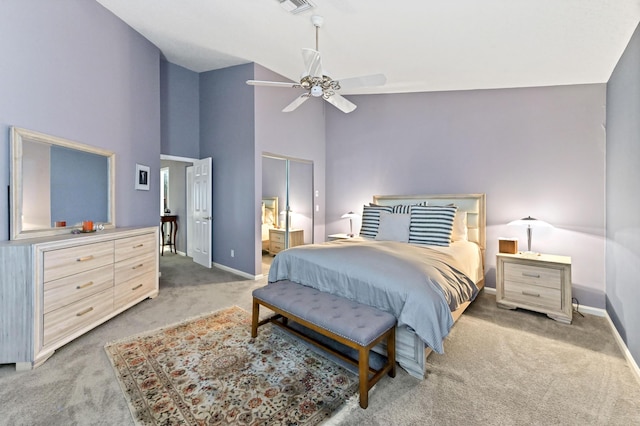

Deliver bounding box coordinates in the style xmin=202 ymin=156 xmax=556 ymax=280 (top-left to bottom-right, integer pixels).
xmin=497 ymin=252 xmax=571 ymax=264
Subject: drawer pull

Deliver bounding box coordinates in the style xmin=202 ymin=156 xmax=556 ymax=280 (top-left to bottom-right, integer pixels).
xmin=76 ymin=307 xmax=94 ymax=317
xmin=132 ymin=263 xmax=144 ymax=270
xmin=132 ymin=284 xmax=143 ymax=291
xmin=522 ymin=291 xmax=540 ymax=297
xmin=133 ymin=244 xmax=144 ymax=248
xmin=522 ymin=272 xmax=541 ymax=278
xmin=76 ymin=281 xmax=94 ymax=290
xmin=76 ymin=255 xmax=95 ymax=262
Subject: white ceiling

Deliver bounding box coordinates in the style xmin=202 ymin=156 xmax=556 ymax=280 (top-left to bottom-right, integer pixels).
xmin=96 ymin=0 xmax=640 ymax=95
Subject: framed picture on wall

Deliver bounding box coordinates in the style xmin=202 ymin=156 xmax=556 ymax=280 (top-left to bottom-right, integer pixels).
xmin=135 ymin=163 xmax=150 ymax=191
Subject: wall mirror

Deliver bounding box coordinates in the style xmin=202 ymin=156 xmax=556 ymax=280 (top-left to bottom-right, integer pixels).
xmin=10 ymin=127 xmax=116 ymax=240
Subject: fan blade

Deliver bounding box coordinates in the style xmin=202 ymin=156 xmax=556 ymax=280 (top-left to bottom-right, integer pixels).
xmin=324 ymin=93 xmax=357 ymax=113
xmin=283 ymin=94 xmax=311 ymax=112
xmin=301 ymin=48 xmax=322 ymax=78
xmin=246 ymin=80 xmax=299 ymax=88
xmin=336 ymin=74 xmax=387 ymax=91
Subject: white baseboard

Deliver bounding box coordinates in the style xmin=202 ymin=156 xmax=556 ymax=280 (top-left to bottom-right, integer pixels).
xmin=212 ymin=262 xmax=263 ymax=281
xmin=482 ymin=286 xmax=640 ymax=384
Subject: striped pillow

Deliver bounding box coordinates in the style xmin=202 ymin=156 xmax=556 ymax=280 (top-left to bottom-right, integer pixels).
xmin=359 ymin=205 xmax=393 ymax=238
xmin=409 ymin=205 xmax=457 ymax=246
xmin=370 ymin=202 xmax=427 ymax=214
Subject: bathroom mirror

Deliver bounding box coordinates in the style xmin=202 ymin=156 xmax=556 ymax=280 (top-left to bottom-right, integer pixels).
xmin=10 ymin=127 xmax=116 ymax=240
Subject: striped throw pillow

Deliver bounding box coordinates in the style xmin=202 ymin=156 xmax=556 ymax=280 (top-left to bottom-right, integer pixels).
xmin=359 ymin=205 xmax=393 ymax=238
xmin=409 ymin=205 xmax=457 ymax=246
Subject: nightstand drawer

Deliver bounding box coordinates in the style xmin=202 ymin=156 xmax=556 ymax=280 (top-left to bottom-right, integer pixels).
xmin=270 ymin=232 xmax=285 ymax=244
xmin=504 ymin=262 xmax=561 ymax=290
xmin=503 ymin=280 xmax=561 ymax=311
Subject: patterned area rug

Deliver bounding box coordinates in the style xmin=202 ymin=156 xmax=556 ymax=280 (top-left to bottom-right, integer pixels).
xmin=104 ymin=306 xmax=358 ymax=425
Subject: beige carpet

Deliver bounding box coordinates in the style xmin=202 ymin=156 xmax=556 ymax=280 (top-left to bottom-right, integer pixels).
xmin=0 ymin=252 xmax=639 ymax=425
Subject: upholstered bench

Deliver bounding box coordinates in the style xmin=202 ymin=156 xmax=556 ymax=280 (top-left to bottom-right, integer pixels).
xmin=251 ymin=280 xmax=396 ymax=409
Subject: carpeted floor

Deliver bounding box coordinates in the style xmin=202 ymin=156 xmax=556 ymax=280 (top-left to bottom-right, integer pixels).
xmin=0 ymin=252 xmax=639 ymax=425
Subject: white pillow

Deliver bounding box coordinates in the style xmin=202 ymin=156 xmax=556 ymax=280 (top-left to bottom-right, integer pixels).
xmin=375 ymin=212 xmax=410 ymax=242
xmin=451 ymin=211 xmax=468 ymax=242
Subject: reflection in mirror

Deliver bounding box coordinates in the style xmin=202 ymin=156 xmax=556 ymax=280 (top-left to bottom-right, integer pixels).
xmin=10 ymin=127 xmax=116 ymax=240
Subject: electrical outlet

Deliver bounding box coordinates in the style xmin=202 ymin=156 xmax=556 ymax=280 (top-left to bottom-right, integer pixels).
xmin=230 ymin=249 xmax=234 ymax=258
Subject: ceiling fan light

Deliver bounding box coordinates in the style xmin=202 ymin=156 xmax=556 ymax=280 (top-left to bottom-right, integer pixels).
xmin=310 ymin=85 xmax=323 ymax=97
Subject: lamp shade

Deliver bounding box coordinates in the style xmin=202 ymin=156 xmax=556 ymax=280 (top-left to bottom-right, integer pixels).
xmin=341 ymin=211 xmax=359 ymax=219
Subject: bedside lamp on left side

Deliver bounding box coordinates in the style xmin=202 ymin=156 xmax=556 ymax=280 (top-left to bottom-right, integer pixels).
xmin=341 ymin=211 xmax=359 ymax=237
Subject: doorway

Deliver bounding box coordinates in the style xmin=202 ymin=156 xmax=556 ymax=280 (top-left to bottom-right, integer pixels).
xmin=160 ymin=154 xmax=213 ymax=268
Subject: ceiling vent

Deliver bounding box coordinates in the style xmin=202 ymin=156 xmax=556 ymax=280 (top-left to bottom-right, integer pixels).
xmin=279 ymin=0 xmax=315 ymax=14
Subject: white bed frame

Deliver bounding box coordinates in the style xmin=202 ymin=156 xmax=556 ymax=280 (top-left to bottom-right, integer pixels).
xmin=371 ymin=193 xmax=486 ymax=379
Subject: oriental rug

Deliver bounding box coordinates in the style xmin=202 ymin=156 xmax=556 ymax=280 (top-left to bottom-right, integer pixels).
xmin=104 ymin=306 xmax=358 ymax=425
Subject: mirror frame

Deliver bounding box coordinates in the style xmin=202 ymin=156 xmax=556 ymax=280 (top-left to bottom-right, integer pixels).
xmin=10 ymin=127 xmax=116 ymax=240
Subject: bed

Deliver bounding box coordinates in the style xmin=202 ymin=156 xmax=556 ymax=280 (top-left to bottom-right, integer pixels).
xmin=267 ymin=193 xmax=485 ymax=379
xmin=261 ymin=197 xmax=278 ymax=251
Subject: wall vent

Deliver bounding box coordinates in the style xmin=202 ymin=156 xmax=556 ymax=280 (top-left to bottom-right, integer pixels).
xmin=279 ymin=0 xmax=315 ymax=15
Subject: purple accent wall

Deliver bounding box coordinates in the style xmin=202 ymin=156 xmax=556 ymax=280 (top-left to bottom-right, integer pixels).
xmin=200 ymin=63 xmax=257 ymax=274
xmin=253 ymin=64 xmax=326 ymax=263
xmin=325 ymin=85 xmax=607 ymax=308
xmin=0 ymin=0 xmax=161 ymax=240
xmin=606 ymin=23 xmax=640 ymax=365
xmin=161 ymin=61 xmax=200 ymax=159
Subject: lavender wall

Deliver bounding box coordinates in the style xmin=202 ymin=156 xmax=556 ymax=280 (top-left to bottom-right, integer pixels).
xmin=325 ymin=85 xmax=607 ymax=308
xmin=0 ymin=0 xmax=161 ymax=240
xmin=200 ymin=63 xmax=257 ymax=274
xmin=253 ymin=64 xmax=326 ymax=274
xmin=160 ymin=61 xmax=200 ymax=159
xmin=606 ymin=23 xmax=640 ymax=364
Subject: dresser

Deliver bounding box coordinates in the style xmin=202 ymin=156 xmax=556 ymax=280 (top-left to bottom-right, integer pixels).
xmin=0 ymin=227 xmax=159 ymax=370
xmin=268 ymin=228 xmax=304 ymax=255
xmin=496 ymin=253 xmax=572 ymax=324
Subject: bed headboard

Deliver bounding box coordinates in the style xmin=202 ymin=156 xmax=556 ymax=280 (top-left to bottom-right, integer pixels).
xmin=372 ymin=193 xmax=486 ymax=252
xmin=262 ymin=196 xmax=279 ymax=228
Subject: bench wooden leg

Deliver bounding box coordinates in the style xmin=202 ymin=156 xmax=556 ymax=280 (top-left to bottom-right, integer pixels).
xmin=251 ymin=298 xmax=259 ymax=338
xmin=388 ymin=325 xmax=396 ymax=378
xmin=358 ymin=346 xmax=369 ymax=409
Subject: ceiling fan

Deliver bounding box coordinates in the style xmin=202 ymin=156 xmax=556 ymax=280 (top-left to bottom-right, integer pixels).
xmin=246 ymin=15 xmax=386 ymax=113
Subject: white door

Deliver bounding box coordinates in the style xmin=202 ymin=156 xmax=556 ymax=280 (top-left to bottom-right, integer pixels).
xmin=191 ymin=158 xmax=212 ymax=268
xmin=186 ymin=166 xmax=194 ymax=258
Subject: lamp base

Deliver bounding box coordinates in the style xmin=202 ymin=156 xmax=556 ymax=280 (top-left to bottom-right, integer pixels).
xmin=520 ymin=251 xmax=541 ymax=257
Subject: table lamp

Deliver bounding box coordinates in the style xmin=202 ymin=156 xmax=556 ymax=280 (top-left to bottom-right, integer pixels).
xmin=341 ymin=211 xmax=359 ymax=237
xmin=507 ymin=216 xmax=552 ymax=254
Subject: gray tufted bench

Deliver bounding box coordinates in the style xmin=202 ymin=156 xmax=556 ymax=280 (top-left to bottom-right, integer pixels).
xmin=252 ymin=280 xmax=396 ymax=409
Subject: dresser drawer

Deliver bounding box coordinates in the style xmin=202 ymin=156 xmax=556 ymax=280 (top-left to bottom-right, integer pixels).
xmin=503 ymin=280 xmax=561 ymax=311
xmin=270 ymin=242 xmax=285 ymax=254
xmin=43 ymin=287 xmax=114 ymax=347
xmin=270 ymin=231 xmax=285 ymax=244
xmin=114 ymin=233 xmax=156 ymax=263
xmin=43 ymin=264 xmax=114 ymax=314
xmin=114 ymin=251 xmax=156 ymax=285
xmin=503 ymin=262 xmax=561 ymax=290
xmin=44 ymin=241 xmax=114 ymax=282
xmin=114 ymin=274 xmax=156 ymax=309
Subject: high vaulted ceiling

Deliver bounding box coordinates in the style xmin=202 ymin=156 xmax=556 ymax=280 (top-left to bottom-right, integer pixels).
xmin=96 ymin=0 xmax=640 ymax=95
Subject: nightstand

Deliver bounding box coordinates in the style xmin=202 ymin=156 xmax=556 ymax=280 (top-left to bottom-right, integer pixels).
xmin=496 ymin=253 xmax=572 ymax=324
xmin=269 ymin=228 xmax=304 ymax=255
xmin=327 ymin=233 xmax=353 ymax=241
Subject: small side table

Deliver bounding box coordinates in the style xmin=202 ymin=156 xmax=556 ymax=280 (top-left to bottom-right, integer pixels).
xmin=496 ymin=252 xmax=572 ymax=324
xmin=160 ymin=215 xmax=178 ymax=255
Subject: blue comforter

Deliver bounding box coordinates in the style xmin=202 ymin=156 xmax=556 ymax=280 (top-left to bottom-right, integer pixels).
xmin=267 ymin=238 xmax=478 ymax=354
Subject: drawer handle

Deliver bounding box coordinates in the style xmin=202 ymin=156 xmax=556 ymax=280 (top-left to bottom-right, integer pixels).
xmin=132 ymin=284 xmax=143 ymax=291
xmin=76 ymin=307 xmax=94 ymax=317
xmin=76 ymin=255 xmax=94 ymax=262
xmin=76 ymin=281 xmax=94 ymax=290
xmin=522 ymin=291 xmax=540 ymax=297
xmin=133 ymin=244 xmax=144 ymax=248
xmin=132 ymin=263 xmax=144 ymax=270
xmin=522 ymin=272 xmax=541 ymax=278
